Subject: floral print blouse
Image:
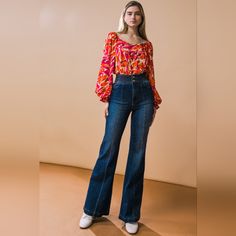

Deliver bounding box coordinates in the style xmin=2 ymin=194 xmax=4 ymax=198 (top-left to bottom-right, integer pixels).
xmin=95 ymin=31 xmax=162 ymax=109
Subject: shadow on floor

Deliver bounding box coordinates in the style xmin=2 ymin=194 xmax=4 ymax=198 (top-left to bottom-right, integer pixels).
xmin=87 ymin=217 xmax=162 ymax=236
xmin=89 ymin=217 xmax=125 ymax=235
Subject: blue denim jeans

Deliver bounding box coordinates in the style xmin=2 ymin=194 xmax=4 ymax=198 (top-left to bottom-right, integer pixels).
xmin=83 ymin=72 xmax=154 ymax=223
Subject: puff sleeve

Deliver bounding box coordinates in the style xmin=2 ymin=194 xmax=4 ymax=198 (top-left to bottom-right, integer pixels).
xmin=95 ymin=32 xmax=116 ymax=103
xmin=147 ymin=42 xmax=162 ymax=109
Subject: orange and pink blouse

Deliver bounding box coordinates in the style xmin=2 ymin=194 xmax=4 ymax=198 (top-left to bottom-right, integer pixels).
xmin=95 ymin=31 xmax=162 ymax=109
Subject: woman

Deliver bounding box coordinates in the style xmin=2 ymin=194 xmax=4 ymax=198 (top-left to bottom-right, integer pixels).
xmin=80 ymin=1 xmax=162 ymax=234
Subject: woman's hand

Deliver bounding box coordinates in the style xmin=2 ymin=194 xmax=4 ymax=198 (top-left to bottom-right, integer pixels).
xmin=150 ymin=107 xmax=157 ymax=126
xmin=104 ymin=102 xmax=109 ymax=118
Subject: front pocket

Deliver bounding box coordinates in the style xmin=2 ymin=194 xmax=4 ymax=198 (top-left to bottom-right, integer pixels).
xmin=112 ymin=81 xmax=123 ymax=89
xmin=110 ymin=83 xmax=129 ymax=104
xmin=141 ymin=81 xmax=154 ymax=102
xmin=142 ymin=80 xmax=151 ymax=88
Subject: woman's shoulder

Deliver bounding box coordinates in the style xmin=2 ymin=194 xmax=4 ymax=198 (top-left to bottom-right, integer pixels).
xmin=106 ymin=31 xmax=119 ymax=40
xmin=146 ymin=40 xmax=153 ymax=48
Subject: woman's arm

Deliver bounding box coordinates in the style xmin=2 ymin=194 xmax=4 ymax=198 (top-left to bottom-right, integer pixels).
xmin=95 ymin=32 xmax=116 ymax=103
xmin=147 ymin=42 xmax=162 ymax=110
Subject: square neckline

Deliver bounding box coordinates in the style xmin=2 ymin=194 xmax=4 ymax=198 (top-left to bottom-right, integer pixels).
xmin=115 ymin=32 xmax=149 ymax=46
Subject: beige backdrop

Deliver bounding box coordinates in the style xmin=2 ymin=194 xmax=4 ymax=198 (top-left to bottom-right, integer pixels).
xmin=40 ymin=0 xmax=196 ymax=187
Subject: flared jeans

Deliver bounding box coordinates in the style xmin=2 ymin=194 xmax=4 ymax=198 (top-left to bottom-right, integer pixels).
xmin=83 ymin=72 xmax=154 ymax=223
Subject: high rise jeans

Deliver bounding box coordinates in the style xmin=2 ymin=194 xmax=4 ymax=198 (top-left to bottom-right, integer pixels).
xmin=83 ymin=72 xmax=154 ymax=223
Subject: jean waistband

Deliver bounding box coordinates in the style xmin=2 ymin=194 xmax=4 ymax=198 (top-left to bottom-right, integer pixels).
xmin=115 ymin=72 xmax=148 ymax=83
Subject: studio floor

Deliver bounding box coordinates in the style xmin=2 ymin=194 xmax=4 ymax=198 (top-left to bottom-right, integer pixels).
xmin=40 ymin=163 xmax=196 ymax=236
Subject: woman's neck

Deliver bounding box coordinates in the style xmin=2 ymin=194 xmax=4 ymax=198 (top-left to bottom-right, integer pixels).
xmin=126 ymin=27 xmax=139 ymax=37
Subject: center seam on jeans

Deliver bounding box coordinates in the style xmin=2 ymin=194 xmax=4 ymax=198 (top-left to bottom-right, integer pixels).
xmin=92 ymin=129 xmax=115 ymax=216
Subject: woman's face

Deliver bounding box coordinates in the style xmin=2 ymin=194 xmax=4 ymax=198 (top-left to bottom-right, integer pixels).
xmin=124 ymin=5 xmax=142 ymax=28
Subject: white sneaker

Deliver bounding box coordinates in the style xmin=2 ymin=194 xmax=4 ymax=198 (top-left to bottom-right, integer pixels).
xmin=125 ymin=222 xmax=139 ymax=234
xmin=79 ymin=212 xmax=94 ymax=229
